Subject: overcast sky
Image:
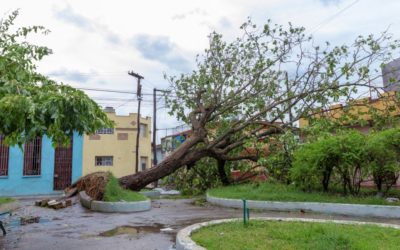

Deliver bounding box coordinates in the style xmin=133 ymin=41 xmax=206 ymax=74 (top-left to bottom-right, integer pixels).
xmin=2 ymin=0 xmax=400 ymax=138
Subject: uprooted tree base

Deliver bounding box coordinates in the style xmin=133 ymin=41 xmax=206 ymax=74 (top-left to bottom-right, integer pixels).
xmin=66 ymin=172 xmax=110 ymax=200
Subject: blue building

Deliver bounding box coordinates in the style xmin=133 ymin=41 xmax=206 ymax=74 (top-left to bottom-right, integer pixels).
xmin=0 ymin=133 xmax=83 ymax=196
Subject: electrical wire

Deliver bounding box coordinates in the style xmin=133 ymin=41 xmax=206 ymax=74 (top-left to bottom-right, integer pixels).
xmin=309 ymin=0 xmax=360 ymax=35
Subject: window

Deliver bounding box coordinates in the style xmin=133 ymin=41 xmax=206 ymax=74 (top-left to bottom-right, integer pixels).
xmin=140 ymin=156 xmax=148 ymax=171
xmin=96 ymin=128 xmax=114 ymax=134
xmin=139 ymin=124 xmax=147 ymax=138
xmin=23 ymin=137 xmax=42 ymax=176
xmin=0 ymin=135 xmax=9 ymax=176
xmin=95 ymin=156 xmax=113 ymax=166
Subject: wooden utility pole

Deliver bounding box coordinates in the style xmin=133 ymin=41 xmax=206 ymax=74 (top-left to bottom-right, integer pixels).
xmin=152 ymin=88 xmax=157 ymax=168
xmin=128 ymin=71 xmax=144 ymax=173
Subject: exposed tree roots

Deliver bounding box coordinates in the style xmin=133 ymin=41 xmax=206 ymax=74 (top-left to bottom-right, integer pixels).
xmin=66 ymin=172 xmax=110 ymax=200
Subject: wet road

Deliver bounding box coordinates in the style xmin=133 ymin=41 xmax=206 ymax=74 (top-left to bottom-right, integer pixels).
xmin=1 ymin=197 xmax=400 ymax=250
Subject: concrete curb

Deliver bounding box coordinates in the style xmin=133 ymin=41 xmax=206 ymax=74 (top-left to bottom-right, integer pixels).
xmin=139 ymin=190 xmax=161 ymax=197
xmin=176 ymin=217 xmax=400 ymax=250
xmin=207 ymin=194 xmax=400 ymax=218
xmin=79 ymin=191 xmax=151 ymax=213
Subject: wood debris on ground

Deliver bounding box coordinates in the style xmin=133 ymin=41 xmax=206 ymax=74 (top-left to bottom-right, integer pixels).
xmin=34 ymin=198 xmax=73 ymax=210
xmin=20 ymin=216 xmax=40 ymax=225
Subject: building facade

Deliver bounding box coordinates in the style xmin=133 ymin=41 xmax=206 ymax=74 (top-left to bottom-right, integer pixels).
xmin=299 ymin=91 xmax=400 ymax=134
xmin=0 ymin=108 xmax=152 ymax=196
xmin=82 ymin=108 xmax=152 ymax=178
xmin=0 ymin=133 xmax=83 ymax=196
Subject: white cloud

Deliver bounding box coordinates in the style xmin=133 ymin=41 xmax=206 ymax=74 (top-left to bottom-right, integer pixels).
xmin=2 ymin=0 xmax=400 ymax=138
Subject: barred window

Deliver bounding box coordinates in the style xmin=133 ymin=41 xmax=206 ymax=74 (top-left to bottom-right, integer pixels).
xmin=95 ymin=156 xmax=113 ymax=166
xmin=23 ymin=137 xmax=42 ymax=176
xmin=96 ymin=128 xmax=114 ymax=134
xmin=0 ymin=135 xmax=9 ymax=176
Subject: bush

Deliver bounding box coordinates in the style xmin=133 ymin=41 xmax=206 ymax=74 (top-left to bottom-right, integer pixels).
xmin=291 ymin=131 xmax=366 ymax=194
xmin=365 ymin=128 xmax=400 ymax=194
xmin=163 ymin=157 xmax=223 ymax=195
xmin=264 ymin=131 xmax=298 ymax=184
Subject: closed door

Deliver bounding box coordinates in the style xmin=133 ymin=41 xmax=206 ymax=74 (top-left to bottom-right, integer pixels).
xmin=54 ymin=138 xmax=73 ymax=190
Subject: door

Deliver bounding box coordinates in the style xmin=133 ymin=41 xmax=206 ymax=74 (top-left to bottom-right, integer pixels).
xmin=54 ymin=138 xmax=73 ymax=190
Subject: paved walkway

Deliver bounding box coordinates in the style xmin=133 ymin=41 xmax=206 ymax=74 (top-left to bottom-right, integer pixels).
xmin=1 ymin=197 xmax=400 ymax=250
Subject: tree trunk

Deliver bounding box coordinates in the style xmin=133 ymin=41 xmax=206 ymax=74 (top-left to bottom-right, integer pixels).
xmin=217 ymin=159 xmax=230 ymax=185
xmin=119 ymin=133 xmax=208 ymax=190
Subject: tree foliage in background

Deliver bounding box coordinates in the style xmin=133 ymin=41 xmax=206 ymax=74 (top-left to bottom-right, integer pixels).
xmin=164 ymin=157 xmax=224 ymax=195
xmin=0 ymin=10 xmax=112 ymax=145
xmin=263 ymin=130 xmax=298 ymax=184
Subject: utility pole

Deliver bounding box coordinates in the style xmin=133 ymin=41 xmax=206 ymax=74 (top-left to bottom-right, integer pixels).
xmin=152 ymin=88 xmax=170 ymax=166
xmin=152 ymin=88 xmax=170 ymax=187
xmin=128 ymin=71 xmax=144 ymax=173
xmin=153 ymin=88 xmax=157 ymax=168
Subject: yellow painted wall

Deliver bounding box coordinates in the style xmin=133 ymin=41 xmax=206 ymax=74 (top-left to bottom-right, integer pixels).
xmin=82 ymin=111 xmax=152 ymax=178
xmin=299 ymin=91 xmax=400 ymax=129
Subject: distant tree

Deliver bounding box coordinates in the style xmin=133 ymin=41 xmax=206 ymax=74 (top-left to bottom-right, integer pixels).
xmin=0 ymin=10 xmax=112 ymax=145
xmin=116 ymin=18 xmax=399 ymax=190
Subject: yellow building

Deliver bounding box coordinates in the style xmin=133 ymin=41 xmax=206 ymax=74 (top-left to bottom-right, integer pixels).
xmin=299 ymin=91 xmax=400 ymax=133
xmin=82 ymin=107 xmax=152 ymax=178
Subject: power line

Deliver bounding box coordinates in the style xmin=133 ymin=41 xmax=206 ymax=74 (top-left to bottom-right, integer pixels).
xmin=76 ymin=86 xmax=174 ymax=96
xmin=309 ymin=0 xmax=360 ymax=35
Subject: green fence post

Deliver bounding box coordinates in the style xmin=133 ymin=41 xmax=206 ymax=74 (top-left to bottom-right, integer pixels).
xmin=243 ymin=199 xmax=247 ymax=225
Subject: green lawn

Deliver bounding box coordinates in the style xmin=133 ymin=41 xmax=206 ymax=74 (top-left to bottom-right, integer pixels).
xmin=103 ymin=174 xmax=147 ymax=202
xmin=208 ymin=182 xmax=400 ymax=206
xmin=192 ymin=220 xmax=400 ymax=250
xmin=0 ymin=197 xmax=14 ymax=205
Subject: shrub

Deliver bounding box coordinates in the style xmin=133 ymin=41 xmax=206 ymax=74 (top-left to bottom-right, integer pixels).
xmin=291 ymin=131 xmax=366 ymax=194
xmin=365 ymin=128 xmax=400 ymax=194
xmin=163 ymin=157 xmax=223 ymax=195
xmin=265 ymin=131 xmax=298 ymax=184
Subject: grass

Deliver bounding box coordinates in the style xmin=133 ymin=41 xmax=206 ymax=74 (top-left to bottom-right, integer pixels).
xmin=0 ymin=197 xmax=14 ymax=205
xmin=103 ymin=174 xmax=147 ymax=202
xmin=191 ymin=220 xmax=400 ymax=250
xmin=208 ymin=182 xmax=400 ymax=206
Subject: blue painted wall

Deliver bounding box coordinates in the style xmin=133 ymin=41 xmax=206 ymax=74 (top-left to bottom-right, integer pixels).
xmin=0 ymin=133 xmax=83 ymax=196
xmin=72 ymin=132 xmax=83 ymax=183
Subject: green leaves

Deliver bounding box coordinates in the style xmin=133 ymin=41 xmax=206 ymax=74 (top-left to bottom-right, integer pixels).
xmin=292 ymin=129 xmax=400 ymax=195
xmin=0 ymin=10 xmax=113 ymax=146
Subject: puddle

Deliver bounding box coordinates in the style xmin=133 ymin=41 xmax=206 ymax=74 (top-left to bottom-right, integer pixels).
xmin=99 ymin=224 xmax=163 ymax=237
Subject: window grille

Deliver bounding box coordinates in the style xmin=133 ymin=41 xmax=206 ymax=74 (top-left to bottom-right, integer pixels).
xmin=96 ymin=128 xmax=114 ymax=134
xmin=0 ymin=135 xmax=9 ymax=176
xmin=95 ymin=156 xmax=113 ymax=166
xmin=23 ymin=137 xmax=42 ymax=176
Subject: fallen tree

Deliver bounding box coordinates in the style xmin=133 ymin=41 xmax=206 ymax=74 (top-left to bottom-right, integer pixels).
xmin=91 ymin=19 xmax=400 ymax=192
